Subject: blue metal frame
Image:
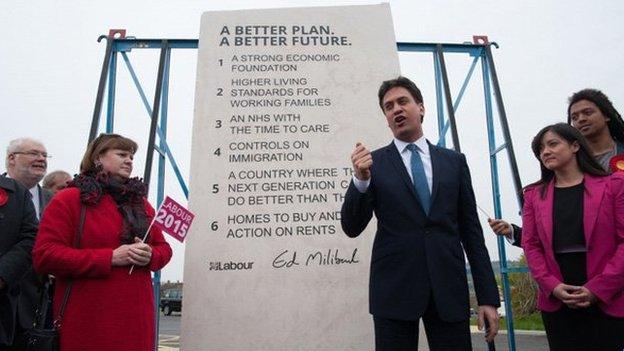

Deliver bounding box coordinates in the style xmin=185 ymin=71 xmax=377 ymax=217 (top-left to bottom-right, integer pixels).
xmin=100 ymin=38 xmax=187 ymax=350
xmin=432 ymin=53 xmax=446 ymax=147
xmin=94 ymin=36 xmax=523 ymax=351
xmin=152 ymin=47 xmax=171 ymax=346
xmin=482 ymin=56 xmax=517 ymax=349
xmin=116 ymin=52 xmax=190 ymax=198
xmin=106 ymin=52 xmax=117 ymax=132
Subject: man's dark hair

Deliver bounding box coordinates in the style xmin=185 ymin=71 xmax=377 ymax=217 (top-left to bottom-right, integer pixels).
xmin=378 ymin=76 xmax=423 ymax=113
xmin=567 ymin=88 xmax=624 ymax=144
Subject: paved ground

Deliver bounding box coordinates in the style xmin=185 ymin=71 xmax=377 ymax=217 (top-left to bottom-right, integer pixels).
xmin=415 ymin=324 xmax=548 ymax=351
xmin=467 ymin=328 xmax=548 ymax=351
xmin=158 ymin=313 xmax=181 ymax=350
xmin=159 ymin=313 xmax=181 ymax=336
xmin=157 ymin=315 xmax=548 ymax=350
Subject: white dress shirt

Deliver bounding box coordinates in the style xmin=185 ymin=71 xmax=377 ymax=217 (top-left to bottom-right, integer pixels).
xmin=5 ymin=173 xmax=42 ymax=219
xmin=353 ymin=135 xmax=433 ymax=193
xmin=29 ymin=185 xmax=41 ymax=219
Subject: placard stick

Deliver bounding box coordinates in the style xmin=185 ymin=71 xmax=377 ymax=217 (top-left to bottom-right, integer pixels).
xmin=485 ymin=319 xmax=496 ymax=351
xmin=128 ymin=217 xmax=156 ymax=275
xmin=475 ymin=204 xmax=493 ymax=220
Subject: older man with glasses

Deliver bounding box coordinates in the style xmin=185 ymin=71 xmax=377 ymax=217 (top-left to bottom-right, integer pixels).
xmin=5 ymin=138 xmax=52 ymax=219
xmin=3 ymin=137 xmax=53 ymax=351
xmin=0 ymin=173 xmax=38 ymax=350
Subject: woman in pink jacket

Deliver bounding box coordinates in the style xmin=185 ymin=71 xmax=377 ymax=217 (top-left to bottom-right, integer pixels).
xmin=522 ymin=123 xmax=624 ymax=350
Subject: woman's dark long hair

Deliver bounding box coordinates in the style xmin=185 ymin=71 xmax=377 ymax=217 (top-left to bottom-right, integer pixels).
xmin=528 ymin=123 xmax=608 ymax=197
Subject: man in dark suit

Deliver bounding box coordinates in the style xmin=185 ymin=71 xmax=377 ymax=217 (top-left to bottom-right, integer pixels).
xmin=4 ymin=138 xmax=53 ymax=350
xmin=341 ymin=76 xmax=500 ymax=350
xmin=0 ymin=177 xmax=38 ymax=349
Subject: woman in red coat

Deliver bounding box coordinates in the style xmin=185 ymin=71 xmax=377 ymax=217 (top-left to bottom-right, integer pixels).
xmin=33 ymin=133 xmax=172 ymax=351
xmin=522 ymin=123 xmax=624 ymax=350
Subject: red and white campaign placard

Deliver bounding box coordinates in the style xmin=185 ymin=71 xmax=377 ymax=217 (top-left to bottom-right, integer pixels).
xmin=153 ymin=196 xmax=195 ymax=242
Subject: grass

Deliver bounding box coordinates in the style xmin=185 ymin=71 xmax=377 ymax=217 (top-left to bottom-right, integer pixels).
xmin=470 ymin=312 xmax=544 ymax=331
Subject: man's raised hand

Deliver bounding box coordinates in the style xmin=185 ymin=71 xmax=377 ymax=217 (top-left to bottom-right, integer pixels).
xmin=351 ymin=142 xmax=372 ymax=181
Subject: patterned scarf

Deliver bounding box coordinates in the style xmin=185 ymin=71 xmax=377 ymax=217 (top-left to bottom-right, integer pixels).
xmin=68 ymin=170 xmax=148 ymax=244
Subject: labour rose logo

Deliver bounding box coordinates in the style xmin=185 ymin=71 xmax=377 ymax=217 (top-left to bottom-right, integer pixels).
xmin=0 ymin=188 xmax=8 ymax=207
xmin=609 ymin=155 xmax=624 ymax=173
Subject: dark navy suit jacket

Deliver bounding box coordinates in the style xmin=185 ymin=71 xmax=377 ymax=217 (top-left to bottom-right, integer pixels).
xmin=341 ymin=141 xmax=500 ymax=322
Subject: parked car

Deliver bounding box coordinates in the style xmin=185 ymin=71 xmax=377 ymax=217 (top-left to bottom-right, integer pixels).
xmin=160 ymin=288 xmax=183 ymax=315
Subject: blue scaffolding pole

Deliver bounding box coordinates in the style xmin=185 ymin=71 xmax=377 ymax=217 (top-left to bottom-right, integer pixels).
xmin=89 ymin=31 xmax=524 ymax=351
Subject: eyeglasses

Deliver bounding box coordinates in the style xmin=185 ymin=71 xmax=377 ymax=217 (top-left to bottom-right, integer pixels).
xmin=12 ymin=151 xmax=52 ymax=159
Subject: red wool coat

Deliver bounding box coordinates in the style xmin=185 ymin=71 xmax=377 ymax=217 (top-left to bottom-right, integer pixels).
xmin=33 ymin=188 xmax=172 ymax=351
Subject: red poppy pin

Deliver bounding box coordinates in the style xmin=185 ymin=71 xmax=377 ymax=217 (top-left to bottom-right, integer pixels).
xmin=609 ymin=155 xmax=624 ymax=173
xmin=0 ymin=188 xmax=8 ymax=207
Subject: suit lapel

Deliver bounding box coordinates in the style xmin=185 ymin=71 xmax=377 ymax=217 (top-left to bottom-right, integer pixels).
xmin=0 ymin=176 xmax=16 ymax=225
xmin=428 ymin=143 xmax=441 ymax=208
xmin=536 ymin=176 xmax=605 ymax=247
xmin=385 ymin=142 xmax=423 ymax=209
xmin=37 ymin=184 xmax=44 ymax=215
xmin=537 ymin=181 xmax=555 ymax=247
xmin=0 ymin=175 xmax=16 ymax=192
xmin=583 ymin=175 xmax=606 ymax=244
xmin=39 ymin=185 xmax=53 ymax=209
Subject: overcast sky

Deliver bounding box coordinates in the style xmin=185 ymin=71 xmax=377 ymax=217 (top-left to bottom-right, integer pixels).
xmin=2 ymin=0 xmax=623 ymax=282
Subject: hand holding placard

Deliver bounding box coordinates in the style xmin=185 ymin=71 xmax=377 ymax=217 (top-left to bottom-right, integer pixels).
xmin=129 ymin=196 xmax=195 ymax=274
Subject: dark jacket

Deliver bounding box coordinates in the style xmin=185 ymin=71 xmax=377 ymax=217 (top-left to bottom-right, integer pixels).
xmin=0 ymin=176 xmax=38 ymax=346
xmin=16 ymin=185 xmax=52 ymax=329
xmin=341 ymin=141 xmax=499 ymax=322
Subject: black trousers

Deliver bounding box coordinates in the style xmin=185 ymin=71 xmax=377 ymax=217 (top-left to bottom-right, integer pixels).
xmin=5 ymin=323 xmax=26 ymax=351
xmin=543 ymin=252 xmax=624 ymax=351
xmin=542 ymin=305 xmax=624 ymax=351
xmin=373 ymin=299 xmax=472 ymax=351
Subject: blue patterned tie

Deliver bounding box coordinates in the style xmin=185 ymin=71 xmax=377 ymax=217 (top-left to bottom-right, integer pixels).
xmin=406 ymin=144 xmax=431 ymax=214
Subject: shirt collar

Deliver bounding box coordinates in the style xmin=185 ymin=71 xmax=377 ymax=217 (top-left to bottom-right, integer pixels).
xmin=4 ymin=173 xmax=40 ymax=193
xmin=394 ymin=135 xmax=429 ymax=155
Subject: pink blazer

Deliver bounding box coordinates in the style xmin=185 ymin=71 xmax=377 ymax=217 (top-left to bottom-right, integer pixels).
xmin=522 ymin=172 xmax=624 ymax=317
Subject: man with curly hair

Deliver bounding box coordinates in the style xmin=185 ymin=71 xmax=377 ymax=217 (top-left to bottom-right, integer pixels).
xmin=489 ymin=89 xmax=624 ymax=246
